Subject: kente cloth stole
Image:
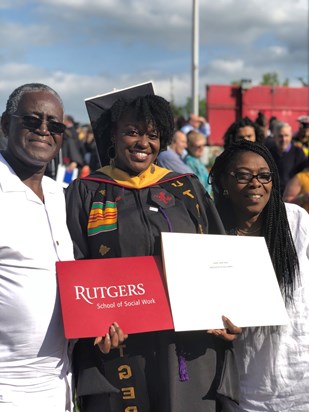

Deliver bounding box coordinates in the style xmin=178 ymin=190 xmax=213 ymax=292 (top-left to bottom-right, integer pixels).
xmin=83 ymin=173 xmax=208 ymax=259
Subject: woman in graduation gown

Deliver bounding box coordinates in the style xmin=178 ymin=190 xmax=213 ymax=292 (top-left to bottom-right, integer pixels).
xmin=65 ymin=85 xmax=240 ymax=412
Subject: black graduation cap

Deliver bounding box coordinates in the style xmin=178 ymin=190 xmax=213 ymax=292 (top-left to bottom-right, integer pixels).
xmin=85 ymin=82 xmax=154 ymax=166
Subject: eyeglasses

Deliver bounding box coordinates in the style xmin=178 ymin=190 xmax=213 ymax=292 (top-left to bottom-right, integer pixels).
xmin=11 ymin=114 xmax=66 ymax=134
xmin=229 ymin=171 xmax=273 ymax=184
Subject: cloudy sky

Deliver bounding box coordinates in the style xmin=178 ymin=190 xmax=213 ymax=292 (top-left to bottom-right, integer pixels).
xmin=0 ymin=0 xmax=308 ymax=123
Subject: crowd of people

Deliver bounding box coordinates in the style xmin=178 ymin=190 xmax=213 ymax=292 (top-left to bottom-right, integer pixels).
xmin=0 ymin=81 xmax=308 ymax=412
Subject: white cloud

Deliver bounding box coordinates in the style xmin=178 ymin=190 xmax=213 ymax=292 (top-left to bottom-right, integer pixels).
xmin=268 ymin=46 xmax=288 ymax=57
xmin=0 ymin=0 xmax=308 ymax=123
xmin=208 ymin=59 xmax=245 ymax=74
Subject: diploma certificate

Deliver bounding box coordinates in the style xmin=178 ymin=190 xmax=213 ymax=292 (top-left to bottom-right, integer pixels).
xmin=161 ymin=233 xmax=289 ymax=331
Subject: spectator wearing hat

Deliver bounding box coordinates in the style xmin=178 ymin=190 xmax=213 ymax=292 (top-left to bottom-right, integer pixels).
xmin=293 ymin=115 xmax=309 ymax=157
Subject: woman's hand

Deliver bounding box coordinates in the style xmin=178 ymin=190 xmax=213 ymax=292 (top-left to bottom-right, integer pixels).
xmin=207 ymin=316 xmax=242 ymax=341
xmin=94 ymin=322 xmax=128 ymax=353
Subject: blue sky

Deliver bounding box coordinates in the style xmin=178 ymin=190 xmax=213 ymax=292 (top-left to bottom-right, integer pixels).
xmin=0 ymin=0 xmax=308 ymax=123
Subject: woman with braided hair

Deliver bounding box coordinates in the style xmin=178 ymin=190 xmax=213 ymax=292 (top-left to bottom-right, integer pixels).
xmin=209 ymin=140 xmax=309 ymax=411
xmin=65 ymin=85 xmax=241 ymax=412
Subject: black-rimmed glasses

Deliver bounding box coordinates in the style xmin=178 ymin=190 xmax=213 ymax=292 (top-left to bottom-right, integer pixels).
xmin=11 ymin=114 xmax=66 ymax=134
xmin=229 ymin=171 xmax=273 ymax=184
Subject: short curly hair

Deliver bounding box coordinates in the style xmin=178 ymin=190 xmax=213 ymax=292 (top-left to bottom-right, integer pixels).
xmin=93 ymin=94 xmax=175 ymax=167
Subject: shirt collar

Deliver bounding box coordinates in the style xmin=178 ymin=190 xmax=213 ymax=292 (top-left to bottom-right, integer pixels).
xmin=0 ymin=153 xmax=58 ymax=197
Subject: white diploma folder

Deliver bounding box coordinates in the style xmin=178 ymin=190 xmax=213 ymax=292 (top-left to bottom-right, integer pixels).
xmin=161 ymin=233 xmax=289 ymax=331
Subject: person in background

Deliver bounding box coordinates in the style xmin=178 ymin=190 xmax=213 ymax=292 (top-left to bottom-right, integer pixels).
xmin=62 ymin=114 xmax=85 ymax=172
xmin=78 ymin=124 xmax=100 ymax=173
xmin=45 ymin=114 xmax=87 ymax=182
xmin=223 ymin=117 xmax=264 ymax=149
xmin=157 ymin=129 xmax=193 ymax=173
xmin=0 ymin=119 xmax=8 ymax=150
xmin=65 ymin=84 xmax=241 ymax=412
xmin=255 ymin=111 xmax=268 ymax=140
xmin=0 ymin=83 xmax=75 ymax=411
xmin=264 ymin=115 xmax=278 ymax=149
xmin=293 ymin=115 xmax=309 ymax=157
xmin=267 ymin=121 xmax=307 ymax=194
xmin=175 ymin=115 xmax=186 ymax=131
xmin=209 ymin=140 xmax=309 ymax=412
xmin=181 ymin=113 xmax=211 ymax=143
xmin=283 ymin=158 xmax=309 ymax=213
xmin=184 ymin=130 xmax=211 ymax=194
xmin=268 ymin=116 xmax=278 ymax=136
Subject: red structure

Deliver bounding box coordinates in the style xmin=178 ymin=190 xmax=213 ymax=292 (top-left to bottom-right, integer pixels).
xmin=206 ymin=84 xmax=309 ymax=145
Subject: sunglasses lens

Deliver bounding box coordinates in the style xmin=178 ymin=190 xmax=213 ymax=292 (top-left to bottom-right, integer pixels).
xmin=23 ymin=116 xmax=41 ymax=130
xmin=48 ymin=121 xmax=66 ymax=134
xmin=22 ymin=116 xmax=65 ymax=134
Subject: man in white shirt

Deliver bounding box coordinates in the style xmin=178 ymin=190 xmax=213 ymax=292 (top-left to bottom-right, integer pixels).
xmin=0 ymin=83 xmax=74 ymax=411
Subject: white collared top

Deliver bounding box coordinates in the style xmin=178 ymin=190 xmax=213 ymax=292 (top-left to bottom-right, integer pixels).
xmin=0 ymin=153 xmax=74 ymax=411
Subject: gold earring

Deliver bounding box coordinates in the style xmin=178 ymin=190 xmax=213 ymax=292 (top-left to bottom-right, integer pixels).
xmin=107 ymin=145 xmax=116 ymax=167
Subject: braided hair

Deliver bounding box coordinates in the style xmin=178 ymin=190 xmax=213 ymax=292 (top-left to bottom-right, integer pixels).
xmin=94 ymin=95 xmax=174 ymax=167
xmin=223 ymin=117 xmax=265 ymax=149
xmin=209 ymin=140 xmax=299 ymax=303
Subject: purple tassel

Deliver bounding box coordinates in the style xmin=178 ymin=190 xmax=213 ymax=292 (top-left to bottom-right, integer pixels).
xmin=178 ymin=350 xmax=189 ymax=381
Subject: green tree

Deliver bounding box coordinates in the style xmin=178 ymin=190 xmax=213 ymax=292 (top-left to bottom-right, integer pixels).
xmin=232 ymin=73 xmax=289 ymax=87
xmin=182 ymin=96 xmax=206 ymax=118
xmin=260 ymin=72 xmax=280 ymax=86
xmin=170 ymin=97 xmax=206 ymax=120
xmin=170 ymin=102 xmax=184 ymax=118
xmin=260 ymin=72 xmax=290 ymax=86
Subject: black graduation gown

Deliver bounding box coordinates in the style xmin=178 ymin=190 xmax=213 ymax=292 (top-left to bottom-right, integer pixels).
xmin=65 ymin=169 xmax=239 ymax=412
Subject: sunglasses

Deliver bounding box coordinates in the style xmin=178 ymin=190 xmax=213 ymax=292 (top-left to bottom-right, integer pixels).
xmin=229 ymin=171 xmax=273 ymax=184
xmin=11 ymin=114 xmax=66 ymax=134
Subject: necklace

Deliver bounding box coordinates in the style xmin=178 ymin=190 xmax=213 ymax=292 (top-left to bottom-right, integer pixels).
xmin=235 ymin=225 xmax=261 ymax=236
